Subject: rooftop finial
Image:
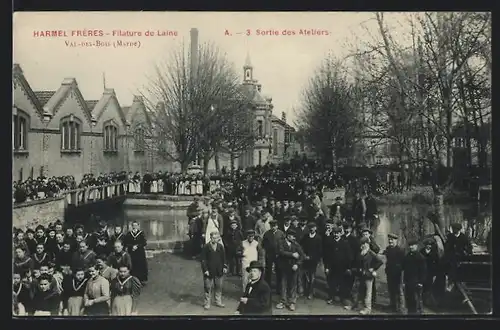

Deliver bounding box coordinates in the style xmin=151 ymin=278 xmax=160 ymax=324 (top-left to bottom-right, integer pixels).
xmin=244 ymin=52 xmax=252 ymax=68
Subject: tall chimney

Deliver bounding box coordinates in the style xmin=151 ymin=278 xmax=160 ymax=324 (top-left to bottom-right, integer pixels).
xmin=190 ymin=28 xmax=199 ymax=74
xmin=282 ymin=111 xmax=286 ymax=122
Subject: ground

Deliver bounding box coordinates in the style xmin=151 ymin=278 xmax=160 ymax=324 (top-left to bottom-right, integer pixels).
xmin=137 ymin=252 xmax=433 ymax=316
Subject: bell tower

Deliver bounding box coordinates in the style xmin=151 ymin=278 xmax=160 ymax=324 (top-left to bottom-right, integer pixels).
xmin=243 ymin=52 xmax=253 ymax=83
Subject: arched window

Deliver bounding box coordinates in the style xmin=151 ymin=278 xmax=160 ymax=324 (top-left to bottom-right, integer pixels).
xmin=134 ymin=127 xmax=145 ymax=152
xmin=12 ymin=108 xmax=29 ymax=152
xmin=104 ymin=123 xmax=118 ymax=151
xmin=60 ymin=115 xmax=82 ymax=151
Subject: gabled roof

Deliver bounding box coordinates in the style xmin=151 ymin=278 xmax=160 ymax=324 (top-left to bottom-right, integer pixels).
xmin=43 ymin=78 xmax=94 ymax=124
xmin=124 ymin=96 xmax=152 ymax=128
xmin=34 ymin=91 xmax=56 ymax=106
xmin=85 ymin=100 xmax=99 ymax=112
xmin=122 ymin=106 xmax=131 ymax=117
xmin=91 ymin=89 xmax=127 ymax=126
xmin=12 ymin=64 xmax=46 ymax=119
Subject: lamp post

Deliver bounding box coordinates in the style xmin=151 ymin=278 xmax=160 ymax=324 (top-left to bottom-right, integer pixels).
xmin=90 ymin=115 xmax=97 ymax=175
xmin=126 ymin=122 xmax=131 ymax=172
xmin=42 ymin=111 xmax=52 ymax=177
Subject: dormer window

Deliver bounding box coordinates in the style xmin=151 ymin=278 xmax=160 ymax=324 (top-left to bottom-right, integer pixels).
xmin=60 ymin=115 xmax=81 ymax=152
xmin=134 ymin=127 xmax=145 ymax=152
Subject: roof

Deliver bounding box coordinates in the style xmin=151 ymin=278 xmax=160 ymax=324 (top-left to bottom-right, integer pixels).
xmin=122 ymin=106 xmax=131 ymax=117
xmin=271 ymin=114 xmax=295 ymax=131
xmin=239 ymin=84 xmax=268 ymax=106
xmin=85 ymin=100 xmax=99 ymax=112
xmin=34 ymin=91 xmax=56 ymax=106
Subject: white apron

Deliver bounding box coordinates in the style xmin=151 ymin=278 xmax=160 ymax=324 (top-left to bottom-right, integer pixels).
xmin=151 ymin=180 xmax=158 ymax=193
xmin=157 ymin=180 xmax=164 ymax=193
xmin=196 ymin=180 xmax=203 ymax=195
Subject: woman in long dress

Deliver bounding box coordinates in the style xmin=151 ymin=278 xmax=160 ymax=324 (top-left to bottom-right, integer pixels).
xmin=62 ymin=269 xmax=87 ymax=316
xmin=110 ymin=264 xmax=142 ymax=316
xmin=124 ymin=221 xmax=148 ymax=284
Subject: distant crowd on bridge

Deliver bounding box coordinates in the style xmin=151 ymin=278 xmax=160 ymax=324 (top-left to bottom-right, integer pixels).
xmin=14 ymin=156 xmax=442 ymax=206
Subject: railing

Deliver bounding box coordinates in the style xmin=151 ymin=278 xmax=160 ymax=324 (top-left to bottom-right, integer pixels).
xmin=64 ymin=181 xmax=128 ymax=207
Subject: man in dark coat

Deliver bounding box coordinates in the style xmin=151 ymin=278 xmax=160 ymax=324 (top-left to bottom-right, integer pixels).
xmin=276 ymin=229 xmax=305 ymax=311
xmin=364 ymin=192 xmax=378 ymax=229
xmin=235 ymin=260 xmax=272 ymax=315
xmin=403 ymin=238 xmax=427 ymax=315
xmin=300 ymin=222 xmax=323 ymax=300
xmin=329 ymin=196 xmax=349 ymax=223
xmin=200 ymin=231 xmax=228 ymax=310
xmin=241 ymin=207 xmax=257 ymax=232
xmin=382 ymin=233 xmax=405 ymax=313
xmin=444 ymin=222 xmax=472 ymax=286
xmin=323 ymin=225 xmax=353 ymax=306
xmin=420 ymin=237 xmax=440 ymax=306
xmin=261 ymin=219 xmax=286 ymax=293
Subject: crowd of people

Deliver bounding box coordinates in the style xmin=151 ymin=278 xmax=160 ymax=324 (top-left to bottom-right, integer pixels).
xmin=12 ymin=158 xmax=481 ymax=316
xmin=12 ymin=218 xmax=148 ymax=316
xmin=185 ymin=162 xmax=476 ymax=315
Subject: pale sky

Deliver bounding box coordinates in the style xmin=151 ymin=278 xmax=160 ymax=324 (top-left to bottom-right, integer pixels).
xmin=13 ymin=12 xmax=409 ymax=126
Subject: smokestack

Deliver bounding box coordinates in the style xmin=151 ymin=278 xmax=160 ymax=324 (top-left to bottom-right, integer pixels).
xmin=190 ymin=28 xmax=199 ymax=73
xmin=282 ymin=112 xmax=286 ymax=122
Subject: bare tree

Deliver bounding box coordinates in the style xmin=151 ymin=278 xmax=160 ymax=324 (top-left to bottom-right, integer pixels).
xmin=141 ymin=41 xmax=245 ymax=173
xmin=297 ymin=55 xmax=360 ymax=169
xmin=347 ymin=12 xmax=491 ymax=233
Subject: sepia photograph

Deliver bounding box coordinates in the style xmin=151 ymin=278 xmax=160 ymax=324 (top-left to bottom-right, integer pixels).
xmin=12 ymin=11 xmax=492 ymax=317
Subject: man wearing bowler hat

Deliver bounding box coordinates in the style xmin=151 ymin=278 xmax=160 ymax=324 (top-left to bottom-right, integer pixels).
xmin=235 ymin=260 xmax=272 ymax=315
xmin=276 ymin=228 xmax=305 ymax=311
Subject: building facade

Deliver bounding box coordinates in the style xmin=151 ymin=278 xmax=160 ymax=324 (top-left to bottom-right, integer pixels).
xmin=237 ymin=55 xmax=296 ymax=168
xmin=12 ymin=64 xmax=174 ymax=183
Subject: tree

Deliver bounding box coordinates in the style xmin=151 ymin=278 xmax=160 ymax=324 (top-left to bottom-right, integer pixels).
xmin=221 ymin=101 xmax=256 ymax=172
xmin=297 ymin=55 xmax=360 ymax=169
xmin=141 ymin=41 xmax=245 ymax=173
xmin=348 ymin=12 xmax=491 ymax=233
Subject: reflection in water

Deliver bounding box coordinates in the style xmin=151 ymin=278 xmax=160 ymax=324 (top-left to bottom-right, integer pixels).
xmin=98 ymin=203 xmax=483 ymax=251
xmin=373 ymin=204 xmax=476 ymax=248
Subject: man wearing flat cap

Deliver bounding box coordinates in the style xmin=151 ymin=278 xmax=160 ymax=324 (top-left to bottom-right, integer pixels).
xmin=238 ymin=229 xmax=265 ymax=291
xmin=299 ymin=222 xmax=323 ymax=299
xmin=360 ymin=227 xmax=381 ymax=254
xmin=241 ymin=207 xmax=257 ymax=233
xmin=235 ymin=260 xmax=272 ymax=315
xmin=403 ymin=238 xmax=427 ymax=315
xmin=261 ymin=219 xmax=285 ymax=294
xmin=276 ymin=229 xmax=305 ymax=311
xmin=323 ymin=225 xmax=353 ymax=306
xmin=382 ymin=233 xmax=405 ymax=313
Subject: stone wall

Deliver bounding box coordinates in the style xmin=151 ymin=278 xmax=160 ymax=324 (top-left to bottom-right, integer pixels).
xmin=13 ymin=197 xmax=66 ymax=229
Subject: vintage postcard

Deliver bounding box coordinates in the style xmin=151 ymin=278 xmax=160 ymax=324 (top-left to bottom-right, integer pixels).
xmin=12 ymin=11 xmax=492 ymax=317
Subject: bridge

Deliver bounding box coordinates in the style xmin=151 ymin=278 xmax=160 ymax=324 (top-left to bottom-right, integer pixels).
xmin=64 ymin=181 xmax=128 ymax=207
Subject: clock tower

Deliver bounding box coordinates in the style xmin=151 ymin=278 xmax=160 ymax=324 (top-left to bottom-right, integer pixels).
xmin=243 ymin=53 xmax=253 ymax=83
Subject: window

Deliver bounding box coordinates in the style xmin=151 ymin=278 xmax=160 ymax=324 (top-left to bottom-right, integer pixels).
xmin=61 ymin=115 xmax=82 ymax=151
xmin=104 ymin=124 xmax=118 ymax=151
xmin=134 ymin=127 xmax=145 ymax=151
xmin=257 ymin=120 xmax=263 ymax=138
xmin=454 ymin=137 xmax=465 ymax=148
xmin=258 ymin=151 xmax=262 ymax=166
xmin=13 ymin=108 xmax=29 ymax=152
xmin=19 ymin=168 xmax=23 ymax=182
xmin=273 ymin=128 xmax=278 ymax=155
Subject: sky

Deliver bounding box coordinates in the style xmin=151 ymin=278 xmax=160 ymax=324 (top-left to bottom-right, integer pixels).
xmin=13 ymin=12 xmax=410 ymax=126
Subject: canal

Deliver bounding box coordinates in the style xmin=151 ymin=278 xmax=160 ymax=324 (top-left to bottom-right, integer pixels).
xmin=67 ymin=198 xmax=491 ymax=253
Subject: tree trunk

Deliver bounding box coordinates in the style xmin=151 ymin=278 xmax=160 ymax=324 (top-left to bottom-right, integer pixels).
xmin=230 ymin=152 xmax=235 ymax=173
xmin=203 ymin=152 xmax=210 ymax=174
xmin=215 ymin=152 xmax=220 ymax=173
xmin=433 ymin=189 xmax=446 ymax=234
xmin=180 ymin=160 xmax=189 ymax=173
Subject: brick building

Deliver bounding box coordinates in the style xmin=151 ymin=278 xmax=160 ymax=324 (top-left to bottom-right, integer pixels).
xmin=12 ymin=64 xmax=174 ymax=183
